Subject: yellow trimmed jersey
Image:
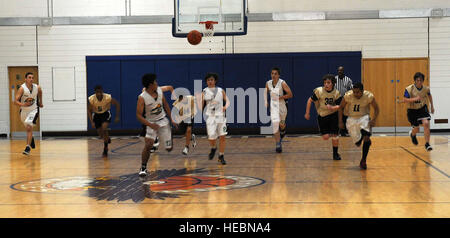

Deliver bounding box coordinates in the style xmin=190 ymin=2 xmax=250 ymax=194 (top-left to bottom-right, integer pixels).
xmin=344 ymin=90 xmax=374 ymax=118
xmin=89 ymin=93 xmax=112 ymax=114
xmin=404 ymin=84 xmax=430 ymax=110
xmin=311 ymin=87 xmax=342 ymax=117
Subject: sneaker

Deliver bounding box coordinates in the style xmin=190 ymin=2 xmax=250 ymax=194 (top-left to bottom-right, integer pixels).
xmin=276 ymin=143 xmax=282 ymax=153
xmin=149 ymin=138 xmax=159 ymax=153
xmin=218 ymin=155 xmax=226 ymax=165
xmin=333 ymin=153 xmax=342 ymax=160
xmin=138 ymin=168 xmax=148 ymax=177
xmin=191 ymin=134 xmax=197 ymax=148
xmin=360 ymin=160 xmax=367 ymax=170
xmin=355 ymin=137 xmax=363 ymax=147
xmin=409 ymin=130 xmax=418 ymax=145
xmin=30 ymin=137 xmax=35 ymax=149
xmin=425 ymin=143 xmax=433 ymax=151
xmin=182 ymin=146 xmax=189 ymax=155
xmin=208 ymin=148 xmax=217 ymax=160
xmin=23 ymin=146 xmax=31 ymax=155
xmin=153 ymin=137 xmax=160 ymax=148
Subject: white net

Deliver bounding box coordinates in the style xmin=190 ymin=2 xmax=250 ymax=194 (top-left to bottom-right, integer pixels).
xmin=200 ymin=21 xmax=217 ymax=38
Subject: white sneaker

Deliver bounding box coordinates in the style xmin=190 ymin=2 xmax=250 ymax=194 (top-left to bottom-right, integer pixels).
xmin=191 ymin=134 xmax=197 ymax=148
xmin=138 ymin=168 xmax=148 ymax=177
xmin=153 ymin=138 xmax=160 ymax=148
xmin=182 ymin=146 xmax=189 ymax=155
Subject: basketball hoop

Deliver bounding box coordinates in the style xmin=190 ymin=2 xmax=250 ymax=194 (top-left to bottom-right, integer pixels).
xmin=199 ymin=21 xmax=218 ymax=38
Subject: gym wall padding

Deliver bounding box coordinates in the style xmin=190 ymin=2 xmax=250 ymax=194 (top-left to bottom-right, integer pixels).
xmin=86 ymin=52 xmax=361 ymax=132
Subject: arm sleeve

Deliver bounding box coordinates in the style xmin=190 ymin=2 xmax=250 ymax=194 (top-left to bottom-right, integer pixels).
xmin=310 ymin=89 xmax=319 ymax=101
xmin=311 ymin=89 xmax=319 ymax=102
xmin=404 ymin=89 xmax=410 ymax=98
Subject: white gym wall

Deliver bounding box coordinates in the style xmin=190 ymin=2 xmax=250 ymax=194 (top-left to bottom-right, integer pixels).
xmin=0 ymin=0 xmax=449 ymax=133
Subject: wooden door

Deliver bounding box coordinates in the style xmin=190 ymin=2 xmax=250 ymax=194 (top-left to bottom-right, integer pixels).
xmin=395 ymin=59 xmax=429 ymax=127
xmin=363 ymin=59 xmax=396 ymax=127
xmin=8 ymin=66 xmax=40 ymax=133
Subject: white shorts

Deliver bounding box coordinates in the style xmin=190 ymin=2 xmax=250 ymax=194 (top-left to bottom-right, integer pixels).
xmin=271 ymin=103 xmax=287 ymax=133
xmin=206 ymin=116 xmax=227 ymax=140
xmin=145 ymin=117 xmax=172 ymax=149
xmin=20 ymin=108 xmax=38 ymax=127
xmin=346 ymin=115 xmax=371 ymax=144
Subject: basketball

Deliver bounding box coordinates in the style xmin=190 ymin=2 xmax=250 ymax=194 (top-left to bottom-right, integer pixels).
xmin=187 ymin=30 xmax=202 ymax=45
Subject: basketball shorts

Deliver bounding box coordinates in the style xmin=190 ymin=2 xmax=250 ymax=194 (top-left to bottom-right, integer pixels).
xmin=206 ymin=116 xmax=227 ymax=140
xmin=346 ymin=114 xmax=372 ymax=144
xmin=178 ymin=117 xmax=194 ymax=135
xmin=270 ymin=103 xmax=287 ymax=123
xmin=407 ymin=105 xmax=431 ymax=127
xmin=20 ymin=108 xmax=39 ymax=127
xmin=145 ymin=117 xmax=172 ymax=149
xmin=317 ymin=112 xmax=339 ymax=135
xmin=93 ymin=111 xmax=111 ymax=129
xmin=271 ymin=103 xmax=287 ymax=133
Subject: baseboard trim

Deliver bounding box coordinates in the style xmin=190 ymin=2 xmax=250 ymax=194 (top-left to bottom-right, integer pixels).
xmin=42 ymin=128 xmax=320 ymax=137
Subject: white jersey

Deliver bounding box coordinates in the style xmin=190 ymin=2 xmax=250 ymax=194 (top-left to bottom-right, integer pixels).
xmin=20 ymin=83 xmax=38 ymax=112
xmin=203 ymin=87 xmax=225 ymax=119
xmin=139 ymin=87 xmax=166 ymax=122
xmin=267 ymin=79 xmax=286 ymax=108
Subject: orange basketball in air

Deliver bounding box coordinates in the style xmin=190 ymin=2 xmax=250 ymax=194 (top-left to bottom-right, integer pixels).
xmin=187 ymin=30 xmax=202 ymax=45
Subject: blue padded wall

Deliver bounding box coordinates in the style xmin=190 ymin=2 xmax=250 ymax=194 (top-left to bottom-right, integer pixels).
xmin=86 ymin=52 xmax=361 ymax=131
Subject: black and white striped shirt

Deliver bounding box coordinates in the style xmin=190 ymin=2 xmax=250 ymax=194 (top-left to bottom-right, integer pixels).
xmin=335 ymin=75 xmax=353 ymax=97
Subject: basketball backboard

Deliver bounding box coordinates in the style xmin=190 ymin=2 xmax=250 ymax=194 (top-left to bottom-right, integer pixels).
xmin=172 ymin=0 xmax=247 ymax=37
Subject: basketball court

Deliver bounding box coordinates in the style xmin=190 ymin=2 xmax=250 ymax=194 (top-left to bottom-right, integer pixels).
xmin=1 ymin=133 xmax=449 ymax=218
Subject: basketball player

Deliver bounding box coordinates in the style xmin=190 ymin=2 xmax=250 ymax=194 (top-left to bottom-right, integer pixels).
xmin=338 ymin=83 xmax=379 ymax=169
xmin=304 ymin=74 xmax=342 ymax=160
xmin=264 ymin=67 xmax=293 ymax=153
xmin=14 ymin=72 xmax=43 ymax=155
xmin=202 ymin=73 xmax=229 ymax=165
xmin=137 ymin=74 xmax=177 ymax=176
xmin=139 ymin=85 xmax=175 ymax=152
xmin=87 ymin=85 xmax=120 ymax=156
xmin=172 ymin=93 xmax=197 ymax=155
xmin=402 ymin=72 xmax=435 ymax=151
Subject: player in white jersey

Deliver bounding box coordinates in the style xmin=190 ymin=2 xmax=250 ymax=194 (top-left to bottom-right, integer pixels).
xmin=14 ymin=72 xmax=43 ymax=155
xmin=264 ymin=67 xmax=293 ymax=153
xmin=139 ymin=85 xmax=175 ymax=153
xmin=136 ymin=74 xmax=177 ymax=176
xmin=202 ymin=73 xmax=230 ymax=165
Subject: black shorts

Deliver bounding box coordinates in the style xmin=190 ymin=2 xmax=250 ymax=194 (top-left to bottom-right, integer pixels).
xmin=317 ymin=112 xmax=339 ymax=135
xmin=93 ymin=111 xmax=111 ymax=129
xmin=407 ymin=105 xmax=431 ymax=127
xmin=178 ymin=117 xmax=193 ymax=135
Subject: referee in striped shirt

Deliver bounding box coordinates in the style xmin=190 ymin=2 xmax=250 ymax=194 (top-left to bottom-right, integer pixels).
xmin=335 ymin=66 xmax=353 ymax=136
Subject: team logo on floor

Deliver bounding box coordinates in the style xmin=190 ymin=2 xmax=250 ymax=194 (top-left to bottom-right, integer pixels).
xmin=10 ymin=168 xmax=265 ymax=203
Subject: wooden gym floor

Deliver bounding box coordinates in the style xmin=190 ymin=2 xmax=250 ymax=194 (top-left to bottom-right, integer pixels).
xmin=0 ymin=133 xmax=449 ymax=218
